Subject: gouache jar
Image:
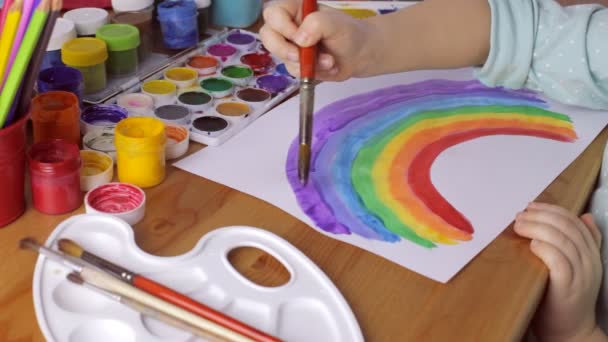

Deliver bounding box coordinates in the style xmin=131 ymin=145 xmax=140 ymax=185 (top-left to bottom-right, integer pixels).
xmin=210 ymin=0 xmax=262 ymax=28
xmin=115 ymin=117 xmax=166 ymax=187
xmin=111 ymin=0 xmax=153 ymax=12
xmin=142 ymin=80 xmax=177 ymax=107
xmin=226 ymin=31 xmax=256 ymax=52
xmin=186 ymin=55 xmax=218 ymax=76
xmin=0 ymin=115 xmax=28 ymax=227
xmin=164 ymin=67 xmax=198 ymax=89
xmin=41 ymin=18 xmax=77 ymax=70
xmin=117 ymin=93 xmax=154 ymax=116
xmin=31 ymin=91 xmax=81 ymax=145
xmin=80 ymin=150 xmax=114 ymax=192
xmin=157 ymin=0 xmax=199 ymax=49
xmin=80 ymin=104 xmax=129 ymax=135
xmin=37 ymin=66 xmax=84 ymax=105
xmin=195 ymin=0 xmax=210 ymax=37
xmin=111 ymin=9 xmax=154 ymax=61
xmin=63 ymin=7 xmax=110 ymax=36
xmin=96 ymin=24 xmax=140 ymax=76
xmin=61 ymin=38 xmax=108 ymax=94
xmin=28 ymin=140 xmax=82 ymax=215
xmin=220 ymin=65 xmax=253 ymax=87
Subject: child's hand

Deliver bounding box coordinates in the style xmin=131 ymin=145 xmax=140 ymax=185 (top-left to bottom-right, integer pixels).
xmin=260 ymin=0 xmax=377 ymax=81
xmin=514 ymin=202 xmax=605 ymax=342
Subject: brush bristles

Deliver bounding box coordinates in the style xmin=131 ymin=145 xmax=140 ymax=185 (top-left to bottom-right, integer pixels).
xmin=19 ymin=238 xmax=40 ymax=252
xmin=58 ymin=239 xmax=84 ymax=258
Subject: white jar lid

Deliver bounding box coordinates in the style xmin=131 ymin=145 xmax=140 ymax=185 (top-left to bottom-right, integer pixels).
xmin=63 ymin=8 xmax=109 ymax=36
xmin=111 ymin=0 xmax=155 ymax=13
xmin=47 ymin=18 xmax=77 ymax=51
xmin=195 ymin=0 xmax=212 ymax=8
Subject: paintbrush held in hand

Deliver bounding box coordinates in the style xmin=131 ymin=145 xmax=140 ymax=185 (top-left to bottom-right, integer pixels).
xmin=58 ymin=239 xmax=281 ymax=342
xmin=20 ymin=237 xmax=253 ymax=342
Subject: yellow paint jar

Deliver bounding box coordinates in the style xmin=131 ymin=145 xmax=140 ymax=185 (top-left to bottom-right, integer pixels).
xmin=114 ymin=117 xmax=166 ymax=188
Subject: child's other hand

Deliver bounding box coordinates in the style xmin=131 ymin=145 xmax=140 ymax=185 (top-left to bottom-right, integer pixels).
xmin=514 ymin=202 xmax=604 ymax=342
xmin=260 ymin=0 xmax=376 ymax=81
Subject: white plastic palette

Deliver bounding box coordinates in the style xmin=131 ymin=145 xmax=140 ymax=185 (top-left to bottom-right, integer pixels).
xmin=33 ymin=214 xmax=363 ymax=342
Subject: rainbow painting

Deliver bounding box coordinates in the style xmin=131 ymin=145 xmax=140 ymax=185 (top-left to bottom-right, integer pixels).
xmin=286 ymin=80 xmax=578 ymax=248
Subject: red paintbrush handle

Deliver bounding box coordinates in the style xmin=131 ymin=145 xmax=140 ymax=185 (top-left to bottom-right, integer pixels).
xmin=299 ymin=0 xmax=317 ymax=79
xmin=133 ymin=275 xmax=282 ymax=342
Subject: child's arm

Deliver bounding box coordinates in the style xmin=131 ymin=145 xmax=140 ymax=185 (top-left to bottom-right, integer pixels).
xmin=514 ymin=202 xmax=606 ymax=342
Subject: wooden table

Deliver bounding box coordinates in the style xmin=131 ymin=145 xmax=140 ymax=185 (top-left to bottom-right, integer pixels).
xmin=0 ymin=124 xmax=606 ymax=341
xmin=3 ymin=15 xmax=608 ymax=342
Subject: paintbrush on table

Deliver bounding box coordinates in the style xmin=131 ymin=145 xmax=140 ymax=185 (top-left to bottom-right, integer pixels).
xmin=297 ymin=0 xmax=318 ymax=185
xmin=66 ymin=272 xmax=226 ymax=342
xmin=20 ymin=238 xmax=254 ymax=342
xmin=58 ymin=238 xmax=282 ymax=342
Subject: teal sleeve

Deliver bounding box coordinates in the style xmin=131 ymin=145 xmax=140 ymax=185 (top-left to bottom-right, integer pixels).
xmin=475 ymin=0 xmax=608 ymax=110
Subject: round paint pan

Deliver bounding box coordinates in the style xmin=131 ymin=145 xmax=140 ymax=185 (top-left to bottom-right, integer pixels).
xmin=187 ymin=55 xmax=219 ymax=76
xmin=225 ymin=31 xmax=257 ymax=52
xmin=142 ymin=79 xmax=177 ymax=107
xmin=191 ymin=116 xmax=229 ymax=137
xmin=220 ymin=65 xmax=253 ymax=87
xmin=80 ymin=104 xmax=128 ymax=135
xmin=164 ymin=67 xmax=199 ymax=89
xmin=80 ymin=150 xmax=114 ymax=192
xmin=256 ymin=74 xmax=291 ymax=94
xmin=177 ymin=91 xmax=213 ymax=114
xmin=214 ymin=101 xmax=251 ymax=119
xmin=207 ymin=43 xmax=237 ymax=63
xmin=85 ymin=182 xmax=146 ymax=225
xmin=83 ymin=128 xmax=116 ymax=160
xmin=116 ymin=92 xmax=154 ymax=117
xmin=154 ymin=104 xmax=192 ymax=125
xmin=200 ymin=77 xmax=234 ymax=98
xmin=165 ymin=124 xmax=189 ymax=160
xmin=240 ymin=52 xmax=274 ymax=75
xmin=236 ymin=87 xmax=271 ymax=109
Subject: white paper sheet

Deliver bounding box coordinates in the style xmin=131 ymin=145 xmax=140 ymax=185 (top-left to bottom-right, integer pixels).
xmin=175 ymin=69 xmax=608 ymax=283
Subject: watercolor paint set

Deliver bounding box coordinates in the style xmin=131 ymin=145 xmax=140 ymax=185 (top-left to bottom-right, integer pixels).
xmin=102 ymin=28 xmax=298 ymax=146
xmin=32 ymin=214 xmax=364 ymax=342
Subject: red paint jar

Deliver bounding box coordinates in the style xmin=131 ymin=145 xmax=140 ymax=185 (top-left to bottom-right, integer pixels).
xmin=28 ymin=140 xmax=82 ymax=215
xmin=0 ymin=114 xmax=28 ymax=227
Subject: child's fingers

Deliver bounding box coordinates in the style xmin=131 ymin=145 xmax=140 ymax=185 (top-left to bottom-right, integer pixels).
xmin=293 ymin=11 xmax=341 ymax=47
xmin=529 ymin=239 xmax=574 ymax=287
xmin=522 ymin=206 xmax=593 ymax=253
xmin=263 ymin=1 xmax=300 ymax=40
xmin=514 ymin=218 xmax=582 ymax=270
xmin=580 ymin=213 xmax=602 ymax=248
xmin=527 ymin=203 xmax=596 ymax=250
xmin=259 ymin=25 xmax=300 ymax=63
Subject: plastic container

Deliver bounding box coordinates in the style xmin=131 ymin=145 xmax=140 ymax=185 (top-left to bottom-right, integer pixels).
xmin=210 ymin=0 xmax=262 ymax=28
xmin=186 ymin=55 xmax=218 ymax=76
xmin=256 ymin=74 xmax=290 ymax=94
xmin=200 ymin=77 xmax=233 ymax=98
xmin=111 ymin=0 xmax=153 ymax=12
xmin=83 ymin=128 xmax=116 ymax=160
xmin=37 ymin=66 xmax=84 ymax=105
xmin=84 ymin=183 xmax=146 ymax=225
xmin=141 ymin=80 xmax=177 ymax=107
xmin=41 ymin=18 xmax=77 ymax=71
xmin=165 ymin=123 xmax=189 ymax=160
xmin=116 ymin=93 xmax=154 ymax=116
xmin=63 ymin=8 xmax=109 ymax=36
xmin=195 ymin=0 xmax=211 ymax=36
xmin=61 ymin=38 xmax=108 ymax=94
xmin=220 ymin=64 xmax=253 ymax=87
xmin=80 ymin=150 xmax=114 ymax=192
xmin=96 ymin=24 xmax=140 ymax=76
xmin=207 ymin=43 xmax=237 ymax=63
xmin=111 ymin=8 xmax=154 ymax=62
xmin=0 ymin=115 xmax=28 ymax=227
xmin=241 ymin=52 xmax=274 ymax=75
xmin=163 ymin=67 xmax=198 ymax=89
xmin=80 ymin=104 xmax=129 ymax=135
xmin=236 ymin=87 xmax=271 ymax=109
xmin=28 ymin=140 xmax=82 ymax=215
xmin=157 ymin=0 xmax=199 ymax=49
xmin=31 ymin=91 xmax=81 ymax=145
xmin=226 ymin=31 xmax=256 ymax=52
xmin=176 ymin=91 xmax=212 ymax=114
xmin=154 ymin=104 xmax=191 ymax=125
xmin=115 ymin=117 xmax=166 ymax=187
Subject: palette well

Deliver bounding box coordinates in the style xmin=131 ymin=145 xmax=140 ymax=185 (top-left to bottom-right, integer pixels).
xmin=106 ymin=29 xmax=298 ymax=146
xmin=32 ymin=215 xmax=364 ymax=342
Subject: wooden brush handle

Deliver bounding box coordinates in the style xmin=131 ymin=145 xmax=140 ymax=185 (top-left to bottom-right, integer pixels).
xmin=299 ymin=0 xmax=317 ymax=79
xmin=133 ymin=275 xmax=281 ymax=342
xmin=80 ymin=267 xmax=253 ymax=342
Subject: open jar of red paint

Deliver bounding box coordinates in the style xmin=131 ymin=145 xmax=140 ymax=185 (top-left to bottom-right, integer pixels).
xmin=28 ymin=140 xmax=82 ymax=215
